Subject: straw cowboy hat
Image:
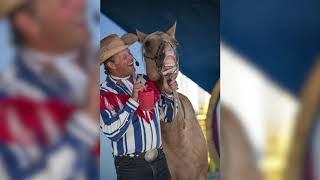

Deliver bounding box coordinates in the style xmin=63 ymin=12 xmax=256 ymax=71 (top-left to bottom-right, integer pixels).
xmin=0 ymin=0 xmax=28 ymax=18
xmin=100 ymin=33 xmax=138 ymax=65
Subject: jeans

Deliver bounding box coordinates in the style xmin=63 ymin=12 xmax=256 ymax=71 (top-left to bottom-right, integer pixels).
xmin=114 ymin=151 xmax=171 ymax=180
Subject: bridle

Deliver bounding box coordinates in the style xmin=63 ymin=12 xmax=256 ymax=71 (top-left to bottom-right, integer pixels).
xmin=142 ymin=38 xmax=186 ymax=120
xmin=142 ymin=39 xmax=180 ymax=80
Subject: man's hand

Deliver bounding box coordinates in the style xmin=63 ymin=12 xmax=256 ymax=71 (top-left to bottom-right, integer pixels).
xmin=132 ymin=82 xmax=146 ymax=102
xmin=162 ymin=75 xmax=178 ymax=95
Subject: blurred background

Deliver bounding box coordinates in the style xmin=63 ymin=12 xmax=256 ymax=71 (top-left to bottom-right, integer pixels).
xmin=221 ymin=0 xmax=320 ymax=179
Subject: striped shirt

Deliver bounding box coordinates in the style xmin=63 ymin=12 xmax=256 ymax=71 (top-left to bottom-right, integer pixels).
xmin=100 ymin=74 xmax=177 ymax=156
xmin=0 ymin=53 xmax=99 ymax=180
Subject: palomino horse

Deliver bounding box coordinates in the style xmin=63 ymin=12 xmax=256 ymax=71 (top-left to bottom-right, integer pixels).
xmin=136 ymin=23 xmax=208 ymax=180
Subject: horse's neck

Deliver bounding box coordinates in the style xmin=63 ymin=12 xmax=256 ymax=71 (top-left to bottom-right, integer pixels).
xmin=155 ymin=79 xmax=185 ymax=122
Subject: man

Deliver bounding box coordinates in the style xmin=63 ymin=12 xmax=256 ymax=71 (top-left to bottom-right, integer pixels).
xmin=0 ymin=0 xmax=99 ymax=179
xmin=100 ymin=34 xmax=178 ymax=180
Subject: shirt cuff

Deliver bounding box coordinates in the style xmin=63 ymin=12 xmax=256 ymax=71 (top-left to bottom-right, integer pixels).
xmin=126 ymin=98 xmax=139 ymax=110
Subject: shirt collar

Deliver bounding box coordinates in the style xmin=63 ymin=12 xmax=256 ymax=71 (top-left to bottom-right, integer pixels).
xmin=21 ymin=47 xmax=78 ymax=75
xmin=107 ymin=73 xmax=133 ymax=85
xmin=18 ymin=47 xmax=88 ymax=103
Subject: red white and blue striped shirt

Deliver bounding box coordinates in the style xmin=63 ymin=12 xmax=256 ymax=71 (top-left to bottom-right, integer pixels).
xmin=100 ymin=74 xmax=177 ymax=156
xmin=0 ymin=52 xmax=99 ymax=180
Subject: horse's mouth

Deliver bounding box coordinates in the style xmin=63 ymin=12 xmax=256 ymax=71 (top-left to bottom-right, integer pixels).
xmin=161 ymin=54 xmax=177 ymax=73
xmin=164 ymin=63 xmax=175 ymax=67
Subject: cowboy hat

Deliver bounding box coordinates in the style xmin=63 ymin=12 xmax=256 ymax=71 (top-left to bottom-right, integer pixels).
xmin=0 ymin=0 xmax=28 ymax=18
xmin=100 ymin=33 xmax=138 ymax=65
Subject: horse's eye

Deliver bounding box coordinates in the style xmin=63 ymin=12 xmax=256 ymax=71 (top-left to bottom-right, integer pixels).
xmin=145 ymin=41 xmax=151 ymax=48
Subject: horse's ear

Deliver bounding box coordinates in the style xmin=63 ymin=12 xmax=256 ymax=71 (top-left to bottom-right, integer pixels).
xmin=167 ymin=21 xmax=177 ymax=39
xmin=121 ymin=33 xmax=138 ymax=45
xmin=136 ymin=29 xmax=147 ymax=42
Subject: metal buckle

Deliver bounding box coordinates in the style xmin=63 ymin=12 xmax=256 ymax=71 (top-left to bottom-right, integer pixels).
xmin=129 ymin=154 xmax=135 ymax=158
xmin=144 ymin=149 xmax=158 ymax=162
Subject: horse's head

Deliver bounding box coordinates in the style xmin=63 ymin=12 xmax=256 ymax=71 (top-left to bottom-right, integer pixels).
xmin=136 ymin=22 xmax=179 ymax=81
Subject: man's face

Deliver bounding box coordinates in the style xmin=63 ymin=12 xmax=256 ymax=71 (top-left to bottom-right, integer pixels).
xmin=22 ymin=0 xmax=90 ymax=51
xmin=110 ymin=49 xmax=135 ymax=77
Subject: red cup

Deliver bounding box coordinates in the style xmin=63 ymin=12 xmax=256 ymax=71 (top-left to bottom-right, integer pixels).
xmin=138 ymin=88 xmax=155 ymax=111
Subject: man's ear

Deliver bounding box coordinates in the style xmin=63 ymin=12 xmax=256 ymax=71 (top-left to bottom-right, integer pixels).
xmin=166 ymin=21 xmax=177 ymax=39
xmin=136 ymin=29 xmax=147 ymax=42
xmin=13 ymin=12 xmax=40 ymax=40
xmin=106 ymin=60 xmax=116 ymax=71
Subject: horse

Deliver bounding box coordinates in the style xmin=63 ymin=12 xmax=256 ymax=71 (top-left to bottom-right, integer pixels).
xmin=136 ymin=22 xmax=208 ymax=180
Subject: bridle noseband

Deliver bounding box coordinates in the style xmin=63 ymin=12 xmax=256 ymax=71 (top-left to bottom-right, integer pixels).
xmin=142 ymin=39 xmax=180 ymax=78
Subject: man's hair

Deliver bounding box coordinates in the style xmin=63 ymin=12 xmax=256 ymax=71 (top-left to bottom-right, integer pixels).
xmin=104 ymin=56 xmax=115 ymax=74
xmin=8 ymin=1 xmax=35 ymax=47
xmin=104 ymin=63 xmax=110 ymax=74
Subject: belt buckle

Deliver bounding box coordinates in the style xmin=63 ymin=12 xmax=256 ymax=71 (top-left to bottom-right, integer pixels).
xmin=129 ymin=154 xmax=135 ymax=158
xmin=144 ymin=149 xmax=158 ymax=162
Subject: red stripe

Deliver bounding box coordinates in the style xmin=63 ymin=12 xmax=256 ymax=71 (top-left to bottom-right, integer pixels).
xmin=100 ymin=80 xmax=160 ymax=124
xmin=0 ymin=96 xmax=75 ymax=145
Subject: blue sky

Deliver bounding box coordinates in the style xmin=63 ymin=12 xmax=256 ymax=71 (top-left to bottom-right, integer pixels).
xmin=0 ymin=20 xmax=15 ymax=72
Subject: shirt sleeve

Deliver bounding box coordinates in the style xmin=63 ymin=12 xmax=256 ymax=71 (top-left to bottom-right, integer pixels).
xmin=100 ymin=95 xmax=139 ymax=141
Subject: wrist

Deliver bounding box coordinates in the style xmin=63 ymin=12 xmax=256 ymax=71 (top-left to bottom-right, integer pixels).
xmin=131 ymin=96 xmax=139 ymax=102
xmin=128 ymin=97 xmax=140 ymax=109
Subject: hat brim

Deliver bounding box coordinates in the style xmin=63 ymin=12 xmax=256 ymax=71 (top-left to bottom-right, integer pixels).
xmin=0 ymin=0 xmax=27 ymax=18
xmin=100 ymin=45 xmax=128 ymax=65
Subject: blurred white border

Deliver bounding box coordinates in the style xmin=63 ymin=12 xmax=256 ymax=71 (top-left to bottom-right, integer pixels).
xmin=221 ymin=42 xmax=299 ymax=159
